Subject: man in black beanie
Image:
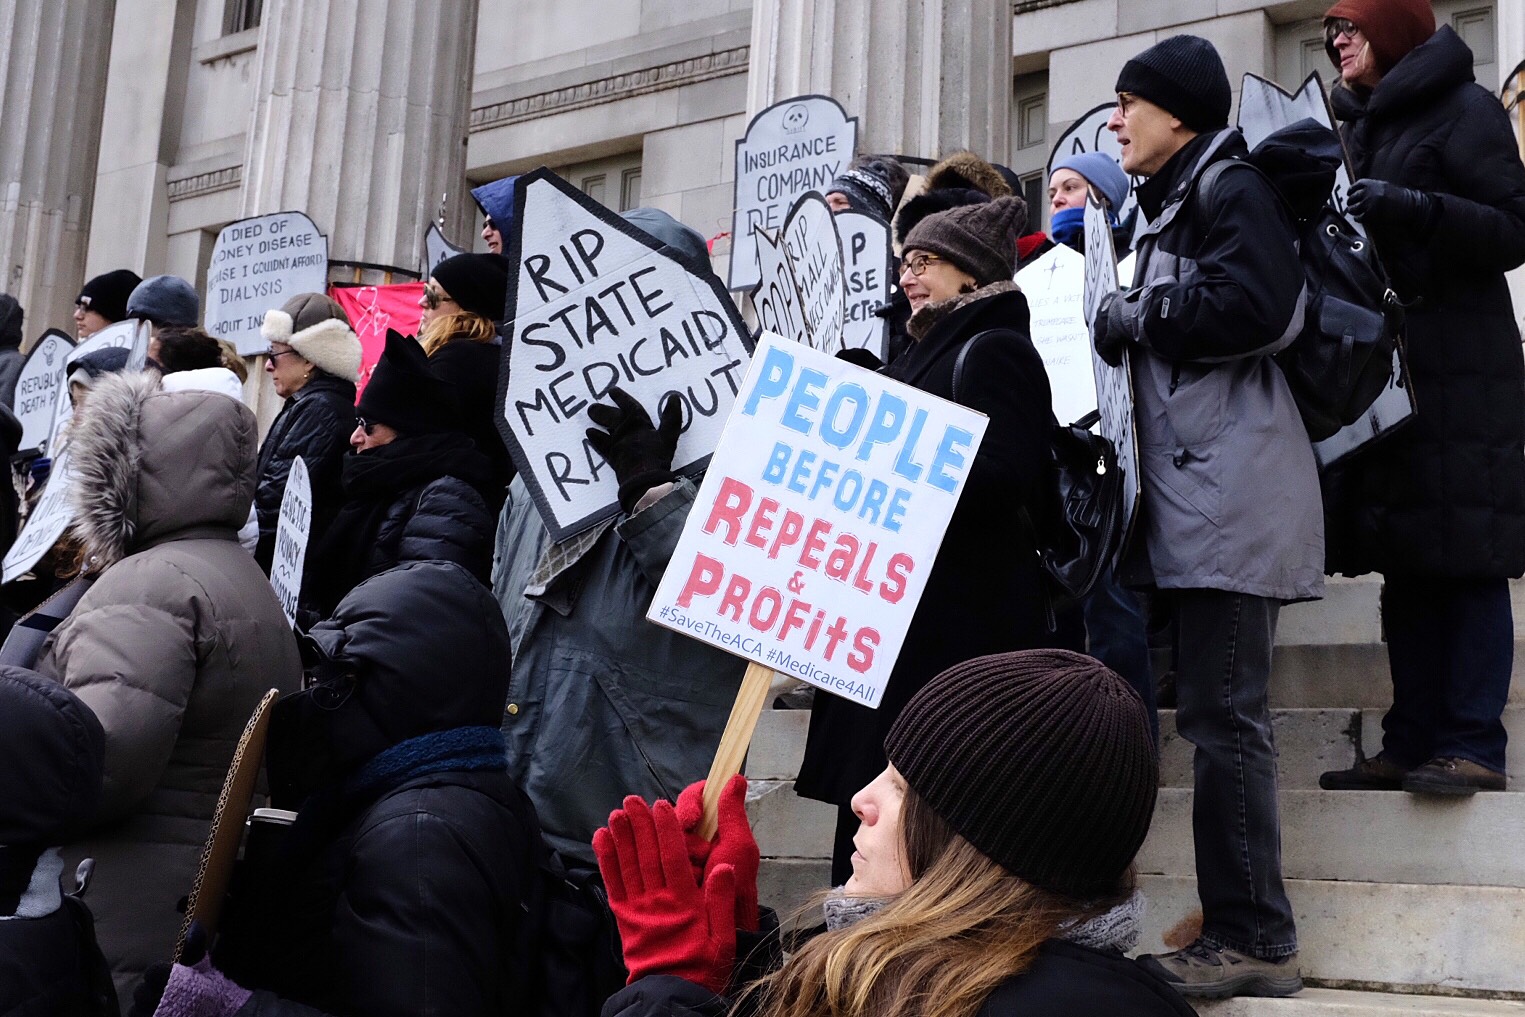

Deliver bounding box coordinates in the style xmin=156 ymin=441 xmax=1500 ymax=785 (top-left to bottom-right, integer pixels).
xmin=74 ymin=269 xmax=141 ymax=339
xmin=1090 ymin=35 xmax=1320 ymax=999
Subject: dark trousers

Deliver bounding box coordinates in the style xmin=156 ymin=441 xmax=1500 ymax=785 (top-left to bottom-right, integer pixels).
xmin=1083 ymin=566 xmax=1158 ymax=745
xmin=1381 ymin=575 xmax=1512 ymax=774
xmin=1171 ymin=589 xmax=1296 ymax=959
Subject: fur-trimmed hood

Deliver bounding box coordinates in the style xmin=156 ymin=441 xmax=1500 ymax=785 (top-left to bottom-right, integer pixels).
xmin=925 ymin=150 xmax=1013 ymax=199
xmin=67 ymin=370 xmax=257 ymax=567
xmin=907 ymin=280 xmax=1022 ymax=341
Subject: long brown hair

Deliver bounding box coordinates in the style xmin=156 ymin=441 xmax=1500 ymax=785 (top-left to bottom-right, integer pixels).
xmin=419 ymin=310 xmax=495 ymax=357
xmin=750 ymin=788 xmax=1128 ymax=1017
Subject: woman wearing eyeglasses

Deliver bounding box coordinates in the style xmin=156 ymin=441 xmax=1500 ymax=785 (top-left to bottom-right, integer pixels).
xmin=796 ymin=196 xmax=1083 ymax=885
xmin=254 ymin=294 xmax=362 ymax=574
xmin=1318 ymin=0 xmax=1525 ymax=794
xmin=300 ymin=330 xmax=496 ymax=619
xmin=419 ymin=253 xmax=514 ymax=501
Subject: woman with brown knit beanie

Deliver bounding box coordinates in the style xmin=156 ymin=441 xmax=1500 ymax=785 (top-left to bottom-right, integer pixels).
xmin=594 ymin=649 xmax=1192 ymax=1016
xmin=1317 ymin=0 xmax=1525 ymax=795
xmin=794 ymin=194 xmax=1084 ymax=888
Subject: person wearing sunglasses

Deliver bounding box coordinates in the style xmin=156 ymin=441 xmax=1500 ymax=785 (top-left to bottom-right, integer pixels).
xmin=73 ymin=269 xmax=141 ymax=341
xmin=1318 ymin=0 xmax=1525 ymax=796
xmin=300 ymin=330 xmax=496 ymax=619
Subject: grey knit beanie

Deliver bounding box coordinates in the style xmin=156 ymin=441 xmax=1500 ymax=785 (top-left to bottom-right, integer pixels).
xmin=884 ymin=649 xmax=1158 ymax=898
xmin=126 ymin=275 xmax=200 ymax=327
xmin=902 ymin=196 xmax=1027 ymax=286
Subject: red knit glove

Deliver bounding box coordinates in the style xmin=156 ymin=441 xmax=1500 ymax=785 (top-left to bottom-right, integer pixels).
xmin=674 ymin=774 xmax=760 ymax=932
xmin=594 ymin=795 xmax=738 ymax=994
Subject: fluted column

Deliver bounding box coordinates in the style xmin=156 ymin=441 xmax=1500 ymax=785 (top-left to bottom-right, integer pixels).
xmin=0 ymin=1 xmax=115 ymax=340
xmin=747 ymin=0 xmax=1011 ymax=161
xmin=241 ymin=0 xmax=480 ymax=279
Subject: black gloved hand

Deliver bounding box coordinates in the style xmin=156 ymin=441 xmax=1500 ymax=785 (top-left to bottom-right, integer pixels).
xmin=1346 ymin=178 xmax=1435 ymax=231
xmin=130 ymin=964 xmax=172 ymax=1017
xmin=586 ymin=387 xmax=684 ymax=513
xmin=1092 ymin=292 xmax=1127 ymax=368
xmin=835 ymin=346 xmax=884 ymax=371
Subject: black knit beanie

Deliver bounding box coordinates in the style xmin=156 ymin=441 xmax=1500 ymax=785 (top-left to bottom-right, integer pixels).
xmin=1115 ymin=35 xmax=1232 ymax=133
xmin=356 ymin=330 xmax=461 ymax=435
xmin=884 ymin=649 xmax=1158 ymax=898
xmin=902 ymin=196 xmax=1027 ymax=286
xmin=77 ymin=269 xmax=142 ymax=324
xmin=431 ymin=252 xmax=510 ymax=323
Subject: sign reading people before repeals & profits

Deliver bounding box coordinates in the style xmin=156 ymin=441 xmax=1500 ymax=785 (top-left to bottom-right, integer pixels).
xmin=649 ymin=333 xmax=987 ymax=708
xmin=270 ymin=456 xmax=312 ymax=627
xmin=14 ymin=330 xmax=75 ymax=454
xmin=206 ymin=212 xmax=330 ymax=356
xmin=499 ymin=168 xmax=753 ymax=541
xmin=835 ymin=210 xmax=894 ymax=358
xmin=729 ymin=96 xmax=858 ymax=293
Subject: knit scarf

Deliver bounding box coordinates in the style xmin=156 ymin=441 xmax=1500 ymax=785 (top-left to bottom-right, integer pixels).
xmin=345 ymin=726 xmax=507 ymax=799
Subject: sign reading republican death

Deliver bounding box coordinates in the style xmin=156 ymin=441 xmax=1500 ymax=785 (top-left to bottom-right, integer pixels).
xmin=44 ymin=320 xmax=149 ymax=456
xmin=270 ymin=456 xmax=312 ymax=627
xmin=729 ymin=95 xmax=858 ymax=293
xmin=648 ymin=332 xmax=988 ymax=709
xmin=206 ymin=212 xmax=329 ymax=356
xmin=1048 ymin=104 xmax=1139 ymax=232
xmin=1015 ymin=244 xmax=1096 ymax=427
xmin=499 ymin=168 xmax=754 ymax=541
xmin=835 ymin=210 xmax=894 ymax=359
xmin=14 ymin=330 xmax=75 ymax=454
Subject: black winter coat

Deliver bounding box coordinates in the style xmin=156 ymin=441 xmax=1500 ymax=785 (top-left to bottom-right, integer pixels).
xmin=795 ymin=283 xmax=1082 ymax=804
xmin=254 ymin=373 xmax=356 ymax=571
xmin=0 ymin=894 xmax=116 ymax=1017
xmin=428 ymin=337 xmax=513 ymax=500
xmin=601 ymin=941 xmax=1193 ymax=1017
xmin=1327 ymin=26 xmax=1525 ymax=578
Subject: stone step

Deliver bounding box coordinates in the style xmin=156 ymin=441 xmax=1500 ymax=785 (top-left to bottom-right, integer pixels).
xmin=1272 ymin=576 xmax=1525 ymax=648
xmin=1195 ymin=988 xmax=1525 ymax=1015
xmin=1266 ymin=643 xmax=1525 ymax=710
xmin=1138 ymin=789 xmax=1525 ymax=887
xmin=1138 ymin=874 xmax=1525 ymax=996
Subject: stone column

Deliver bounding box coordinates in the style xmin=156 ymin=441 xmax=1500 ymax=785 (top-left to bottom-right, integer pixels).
xmin=746 ymin=0 xmax=1011 ymax=161
xmin=241 ymin=0 xmax=481 ymax=280
xmin=0 ymin=1 xmax=115 ymax=340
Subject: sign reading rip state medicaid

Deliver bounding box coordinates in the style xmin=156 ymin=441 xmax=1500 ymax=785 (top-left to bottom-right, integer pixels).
xmin=206 ymin=212 xmax=329 ymax=356
xmin=1016 ymin=244 xmax=1096 ymax=427
xmin=270 ymin=456 xmax=312 ymax=627
xmin=728 ymin=96 xmax=858 ymax=292
xmin=499 ymin=168 xmax=753 ymax=541
xmin=835 ymin=210 xmax=894 ymax=358
xmin=13 ymin=330 xmax=75 ymax=454
xmin=648 ymin=332 xmax=988 ymax=708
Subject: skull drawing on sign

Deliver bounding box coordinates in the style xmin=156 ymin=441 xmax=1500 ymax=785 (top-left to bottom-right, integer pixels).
xmin=782 ymin=104 xmax=810 ymax=133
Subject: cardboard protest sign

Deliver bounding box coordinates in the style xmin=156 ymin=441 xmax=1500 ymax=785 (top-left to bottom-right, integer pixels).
xmin=329 ymin=283 xmax=425 ymax=396
xmin=1237 ymin=72 xmax=1415 ymax=469
xmin=729 ymin=96 xmax=858 ymax=292
xmin=1083 ymin=193 xmax=1140 ymax=550
xmin=649 ymin=332 xmax=988 ymax=709
xmin=780 ymin=194 xmax=847 ymax=353
xmin=1016 ymin=245 xmax=1096 ymax=427
xmin=3 ymin=449 xmax=76 ymax=583
xmin=835 ymin=210 xmax=894 ymax=357
xmin=206 ymin=212 xmax=329 ymax=355
xmin=44 ymin=320 xmax=149 ymax=456
xmin=500 ymin=168 xmax=753 ymax=540
xmin=751 ymin=227 xmax=808 ymax=343
xmin=13 ymin=330 xmax=74 ymax=453
xmin=269 ymin=456 xmax=311 ymax=627
xmin=423 ymin=222 xmax=467 ymax=279
xmin=1049 ymin=104 xmax=1139 ymax=232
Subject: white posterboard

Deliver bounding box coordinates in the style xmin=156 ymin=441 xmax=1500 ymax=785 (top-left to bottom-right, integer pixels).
xmin=14 ymin=330 xmax=75 ymax=454
xmin=648 ymin=332 xmax=987 ymax=708
xmin=498 ymin=168 xmax=754 ymax=541
xmin=752 ymin=227 xmax=808 ymax=342
xmin=269 ymin=456 xmax=312 ymax=627
xmin=835 ymin=210 xmax=894 ymax=358
xmin=205 ymin=211 xmax=330 ymax=356
xmin=3 ymin=449 xmax=76 ymax=583
xmin=728 ymin=96 xmax=858 ymax=292
xmin=779 ymin=193 xmax=847 ymax=354
xmin=422 ymin=222 xmax=467 ymax=279
xmin=1237 ymin=72 xmax=1415 ymax=468
xmin=44 ymin=320 xmax=150 ymax=456
xmin=1083 ymin=193 xmax=1140 ymax=550
xmin=1048 ymin=103 xmax=1140 ymax=234
xmin=1016 ymin=245 xmax=1096 ymax=427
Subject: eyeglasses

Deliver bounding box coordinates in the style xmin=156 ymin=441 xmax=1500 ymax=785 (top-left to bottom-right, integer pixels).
xmin=482 ymin=216 xmax=496 ymax=232
xmin=903 ymin=252 xmax=944 ymax=277
xmin=1325 ymin=18 xmax=1360 ymax=43
xmin=74 ymin=297 xmax=92 ymax=312
xmin=422 ymin=285 xmax=456 ymax=310
xmin=1116 ymin=92 xmax=1141 ymax=118
xmin=355 ymin=416 xmax=377 ymax=436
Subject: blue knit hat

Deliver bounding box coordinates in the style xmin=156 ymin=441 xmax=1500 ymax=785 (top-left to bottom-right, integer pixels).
xmin=1053 ymin=152 xmax=1131 ymax=216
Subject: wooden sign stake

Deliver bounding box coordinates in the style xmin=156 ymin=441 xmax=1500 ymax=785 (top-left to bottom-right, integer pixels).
xmin=697 ymin=661 xmax=775 ymax=840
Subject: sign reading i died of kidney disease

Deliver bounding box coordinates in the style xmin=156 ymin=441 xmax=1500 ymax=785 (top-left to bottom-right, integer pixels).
xmin=648 ymin=332 xmax=988 ymax=709
xmin=205 ymin=211 xmax=330 ymax=356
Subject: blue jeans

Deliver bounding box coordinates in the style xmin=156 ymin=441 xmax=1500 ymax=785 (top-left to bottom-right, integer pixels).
xmin=1381 ymin=576 xmax=1512 ymax=774
xmin=1171 ymin=589 xmax=1296 ymax=959
xmin=1083 ymin=566 xmax=1157 ymax=745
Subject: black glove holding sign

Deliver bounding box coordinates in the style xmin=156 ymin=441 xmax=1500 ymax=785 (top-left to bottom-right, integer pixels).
xmin=1346 ymin=178 xmax=1437 ymax=235
xmin=1091 ymin=292 xmax=1128 ymax=368
xmin=586 ymin=387 xmax=684 ymax=513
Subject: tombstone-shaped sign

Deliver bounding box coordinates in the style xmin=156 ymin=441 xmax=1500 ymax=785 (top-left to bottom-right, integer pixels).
xmin=834 ymin=210 xmax=894 ymax=358
xmin=205 ymin=211 xmax=330 ymax=356
xmin=499 ymin=168 xmax=754 ymax=540
xmin=270 ymin=456 xmax=312 ymax=627
xmin=14 ymin=330 xmax=75 ymax=453
xmin=1237 ymin=72 xmax=1415 ymax=469
xmin=648 ymin=332 xmax=988 ymax=708
xmin=728 ymin=96 xmax=858 ymax=292
xmin=422 ymin=222 xmax=467 ymax=279
xmin=1083 ymin=193 xmax=1140 ymax=552
xmin=44 ymin=320 xmax=150 ymax=456
xmin=3 ymin=449 xmax=76 ymax=584
xmin=1015 ymin=245 xmax=1096 ymax=427
xmin=752 ymin=228 xmax=807 ymax=343
xmin=1048 ymin=104 xmax=1139 ymax=232
xmin=780 ymin=194 xmax=847 ymax=354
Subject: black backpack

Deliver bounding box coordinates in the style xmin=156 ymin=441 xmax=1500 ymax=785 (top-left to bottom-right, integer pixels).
xmin=513 ymin=844 xmax=628 ymax=1017
xmin=1198 ymin=121 xmax=1402 ymax=441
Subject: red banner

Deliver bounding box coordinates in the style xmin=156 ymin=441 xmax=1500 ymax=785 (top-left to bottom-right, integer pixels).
xmin=329 ymin=283 xmax=425 ymax=396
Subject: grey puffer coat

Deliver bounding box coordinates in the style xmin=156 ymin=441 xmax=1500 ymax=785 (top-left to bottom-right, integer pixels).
xmin=38 ymin=372 xmax=302 ymax=997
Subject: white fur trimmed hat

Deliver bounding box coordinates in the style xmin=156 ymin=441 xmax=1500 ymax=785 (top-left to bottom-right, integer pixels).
xmin=261 ymin=293 xmax=362 ymax=384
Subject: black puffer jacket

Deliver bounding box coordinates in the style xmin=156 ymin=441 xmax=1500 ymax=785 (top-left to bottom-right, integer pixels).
xmin=427 ymin=337 xmax=513 ymax=498
xmin=1326 ymin=26 xmax=1525 ymax=578
xmin=254 ymin=372 xmax=356 ymax=571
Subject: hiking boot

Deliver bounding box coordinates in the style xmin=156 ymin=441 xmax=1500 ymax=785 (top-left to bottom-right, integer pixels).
xmin=1402 ymin=757 xmax=1506 ymax=796
xmin=1319 ymin=752 xmax=1409 ymax=791
xmin=1138 ymin=940 xmax=1302 ymax=999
